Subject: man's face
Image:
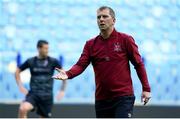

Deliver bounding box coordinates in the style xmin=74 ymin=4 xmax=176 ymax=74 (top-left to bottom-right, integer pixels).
xmin=38 ymin=44 xmax=49 ymax=57
xmin=97 ymin=9 xmax=115 ymax=31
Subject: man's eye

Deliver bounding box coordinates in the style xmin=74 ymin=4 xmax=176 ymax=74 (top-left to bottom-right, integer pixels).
xmin=97 ymin=15 xmax=109 ymax=19
xmin=97 ymin=16 xmax=101 ymax=19
xmin=103 ymin=15 xmax=108 ymax=18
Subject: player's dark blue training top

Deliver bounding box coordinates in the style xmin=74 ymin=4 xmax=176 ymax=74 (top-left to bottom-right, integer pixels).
xmin=19 ymin=56 xmax=61 ymax=96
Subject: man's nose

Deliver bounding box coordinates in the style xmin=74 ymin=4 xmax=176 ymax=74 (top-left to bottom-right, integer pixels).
xmin=100 ymin=16 xmax=104 ymax=20
xmin=99 ymin=17 xmax=104 ymax=22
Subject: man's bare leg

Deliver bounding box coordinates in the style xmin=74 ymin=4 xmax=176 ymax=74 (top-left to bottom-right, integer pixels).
xmin=18 ymin=101 xmax=33 ymax=118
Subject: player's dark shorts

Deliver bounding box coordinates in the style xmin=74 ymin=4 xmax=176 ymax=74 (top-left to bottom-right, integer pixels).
xmin=95 ymin=95 xmax=135 ymax=118
xmin=24 ymin=91 xmax=53 ymax=118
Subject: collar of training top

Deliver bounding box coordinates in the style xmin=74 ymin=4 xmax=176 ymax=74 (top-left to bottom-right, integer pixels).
xmin=99 ymin=28 xmax=117 ymax=40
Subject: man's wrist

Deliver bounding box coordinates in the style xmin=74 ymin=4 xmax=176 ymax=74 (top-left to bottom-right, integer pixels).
xmin=65 ymin=71 xmax=71 ymax=79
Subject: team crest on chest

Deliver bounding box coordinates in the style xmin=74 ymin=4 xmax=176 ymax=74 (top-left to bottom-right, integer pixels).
xmin=113 ymin=42 xmax=122 ymax=52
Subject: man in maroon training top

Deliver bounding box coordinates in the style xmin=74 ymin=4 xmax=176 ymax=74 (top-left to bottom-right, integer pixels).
xmin=53 ymin=6 xmax=151 ymax=118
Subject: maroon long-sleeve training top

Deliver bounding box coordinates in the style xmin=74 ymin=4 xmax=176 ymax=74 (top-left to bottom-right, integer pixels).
xmin=66 ymin=29 xmax=151 ymax=100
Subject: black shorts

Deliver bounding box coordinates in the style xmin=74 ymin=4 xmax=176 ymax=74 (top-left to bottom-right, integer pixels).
xmin=95 ymin=95 xmax=135 ymax=118
xmin=24 ymin=92 xmax=53 ymax=118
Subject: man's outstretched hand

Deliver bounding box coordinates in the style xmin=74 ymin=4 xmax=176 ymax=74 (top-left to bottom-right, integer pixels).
xmin=52 ymin=68 xmax=68 ymax=80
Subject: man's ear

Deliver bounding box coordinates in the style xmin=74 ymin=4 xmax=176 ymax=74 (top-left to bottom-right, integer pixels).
xmin=112 ymin=18 xmax=116 ymax=25
xmin=113 ymin=18 xmax=116 ymax=23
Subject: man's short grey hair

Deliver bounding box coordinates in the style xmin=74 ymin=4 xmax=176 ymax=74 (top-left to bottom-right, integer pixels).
xmin=97 ymin=6 xmax=116 ymax=19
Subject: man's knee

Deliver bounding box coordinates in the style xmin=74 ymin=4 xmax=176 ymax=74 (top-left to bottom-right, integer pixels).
xmin=19 ymin=102 xmax=33 ymax=113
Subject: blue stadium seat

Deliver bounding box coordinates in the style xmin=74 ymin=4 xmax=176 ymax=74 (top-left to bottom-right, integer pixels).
xmin=0 ymin=12 xmax=9 ymax=27
xmin=13 ymin=14 xmax=27 ymax=27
